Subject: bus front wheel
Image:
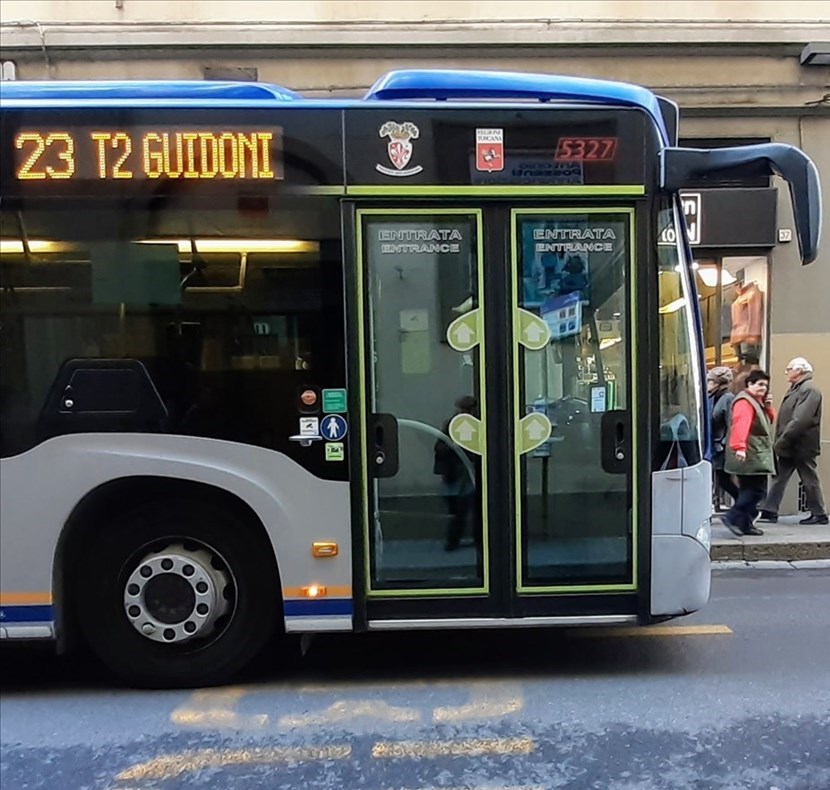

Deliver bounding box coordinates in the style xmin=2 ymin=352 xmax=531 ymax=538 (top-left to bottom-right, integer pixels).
xmin=74 ymin=498 xmax=280 ymax=688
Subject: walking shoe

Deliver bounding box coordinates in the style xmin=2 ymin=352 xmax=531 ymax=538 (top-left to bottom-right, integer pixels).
xmin=721 ymin=514 xmax=745 ymax=537
xmin=799 ymin=514 xmax=829 ymax=525
xmin=743 ymin=526 xmax=764 ymax=536
xmin=757 ymin=511 xmax=778 ymax=523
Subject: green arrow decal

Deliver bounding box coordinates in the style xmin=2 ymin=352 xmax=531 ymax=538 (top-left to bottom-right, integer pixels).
xmin=447 ymin=308 xmax=481 ymax=352
xmin=517 ymin=309 xmax=550 ymax=351
xmin=518 ymin=412 xmax=552 ymax=454
xmin=448 ymin=413 xmax=483 ymax=456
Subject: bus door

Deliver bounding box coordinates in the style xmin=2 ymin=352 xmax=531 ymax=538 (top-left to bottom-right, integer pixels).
xmin=352 ymin=205 xmax=638 ymax=623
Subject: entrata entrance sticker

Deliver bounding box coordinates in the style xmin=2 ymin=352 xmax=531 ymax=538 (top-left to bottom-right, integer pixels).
xmin=366 ymin=216 xmax=475 ymax=336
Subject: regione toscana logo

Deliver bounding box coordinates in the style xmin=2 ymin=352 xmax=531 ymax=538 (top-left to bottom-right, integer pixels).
xmin=376 ymin=121 xmax=423 ymax=177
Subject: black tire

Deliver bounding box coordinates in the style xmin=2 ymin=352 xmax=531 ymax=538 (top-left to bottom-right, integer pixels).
xmin=75 ymin=497 xmax=280 ymax=688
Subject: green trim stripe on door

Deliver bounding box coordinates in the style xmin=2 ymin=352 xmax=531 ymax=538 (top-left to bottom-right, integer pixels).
xmin=356 ymin=208 xmax=490 ymax=598
xmin=510 ymin=208 xmax=639 ymax=595
xmin=347 ymin=186 xmax=646 ymax=197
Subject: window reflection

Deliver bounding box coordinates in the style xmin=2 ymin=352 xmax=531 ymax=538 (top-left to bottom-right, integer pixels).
xmin=517 ymin=212 xmax=632 ymax=587
xmin=657 ymin=200 xmax=703 ymax=469
xmin=0 ymin=200 xmax=346 ymax=481
xmin=364 ymin=215 xmax=485 ymax=591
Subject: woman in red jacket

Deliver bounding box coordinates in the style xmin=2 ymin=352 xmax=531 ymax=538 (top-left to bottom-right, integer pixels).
xmin=722 ymin=370 xmax=777 ymax=537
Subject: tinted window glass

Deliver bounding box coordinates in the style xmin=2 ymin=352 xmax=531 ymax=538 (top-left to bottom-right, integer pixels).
xmin=0 ymin=197 xmax=346 ymax=480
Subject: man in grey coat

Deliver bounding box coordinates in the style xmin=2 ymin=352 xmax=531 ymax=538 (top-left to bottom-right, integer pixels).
xmin=759 ymin=357 xmax=827 ymax=525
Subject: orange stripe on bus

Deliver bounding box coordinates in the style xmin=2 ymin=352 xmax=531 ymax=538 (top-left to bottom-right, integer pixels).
xmin=0 ymin=592 xmax=53 ymax=605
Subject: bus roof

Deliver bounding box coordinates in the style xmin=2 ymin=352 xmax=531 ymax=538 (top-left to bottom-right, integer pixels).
xmin=0 ymin=69 xmax=670 ymax=144
xmin=0 ymin=80 xmax=300 ymax=102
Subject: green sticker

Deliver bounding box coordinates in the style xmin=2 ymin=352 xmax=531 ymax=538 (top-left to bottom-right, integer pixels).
xmin=517 ymin=308 xmax=550 ymax=351
xmin=519 ymin=412 xmax=552 ymax=455
xmin=446 ymin=309 xmax=481 ymax=352
xmin=325 ymin=442 xmax=345 ymax=462
xmin=448 ymin=413 xmax=483 ymax=456
xmin=322 ymin=388 xmax=347 ymax=413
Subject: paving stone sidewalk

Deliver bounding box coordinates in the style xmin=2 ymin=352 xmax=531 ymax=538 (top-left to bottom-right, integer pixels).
xmin=711 ymin=513 xmax=830 ymax=562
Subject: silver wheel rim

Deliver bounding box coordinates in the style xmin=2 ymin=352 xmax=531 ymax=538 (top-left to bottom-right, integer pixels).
xmin=123 ymin=543 xmax=232 ymax=645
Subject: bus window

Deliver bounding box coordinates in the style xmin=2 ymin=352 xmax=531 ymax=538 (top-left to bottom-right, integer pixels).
xmin=0 ymin=198 xmax=346 ymax=479
xmin=656 ymin=199 xmax=704 ymax=469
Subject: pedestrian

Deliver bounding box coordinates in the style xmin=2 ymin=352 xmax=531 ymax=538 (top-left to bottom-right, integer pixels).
xmin=707 ymin=366 xmax=739 ymax=505
xmin=721 ymin=369 xmax=776 ymax=536
xmin=758 ymin=357 xmax=827 ymax=525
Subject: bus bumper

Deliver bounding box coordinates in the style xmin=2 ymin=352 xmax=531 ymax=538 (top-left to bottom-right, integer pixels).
xmin=650 ymin=533 xmax=711 ymax=616
xmin=650 ymin=461 xmax=712 ymax=617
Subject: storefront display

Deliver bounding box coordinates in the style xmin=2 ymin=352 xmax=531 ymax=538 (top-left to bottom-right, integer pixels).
xmin=696 ymin=256 xmax=769 ymax=386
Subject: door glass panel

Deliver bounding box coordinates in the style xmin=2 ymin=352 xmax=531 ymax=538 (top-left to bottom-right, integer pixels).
xmin=514 ymin=210 xmax=634 ymax=590
xmin=362 ymin=212 xmax=486 ymax=592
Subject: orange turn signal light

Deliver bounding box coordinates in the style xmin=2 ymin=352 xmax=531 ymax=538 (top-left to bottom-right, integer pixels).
xmin=312 ymin=542 xmax=339 ymax=558
xmin=303 ymin=584 xmax=327 ymax=598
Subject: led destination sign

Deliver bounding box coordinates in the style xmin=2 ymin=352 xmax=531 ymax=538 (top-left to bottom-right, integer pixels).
xmin=13 ymin=126 xmax=283 ymax=183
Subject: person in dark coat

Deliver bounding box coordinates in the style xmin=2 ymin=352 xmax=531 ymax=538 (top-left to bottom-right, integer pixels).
xmin=434 ymin=396 xmax=479 ymax=551
xmin=758 ymin=357 xmax=827 ymax=525
xmin=707 ymin=366 xmax=739 ymax=503
xmin=722 ymin=370 xmax=776 ymax=536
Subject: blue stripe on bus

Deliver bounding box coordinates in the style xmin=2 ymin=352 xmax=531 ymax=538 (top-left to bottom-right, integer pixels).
xmin=0 ymin=605 xmax=54 ymax=623
xmin=283 ymin=599 xmax=353 ymax=617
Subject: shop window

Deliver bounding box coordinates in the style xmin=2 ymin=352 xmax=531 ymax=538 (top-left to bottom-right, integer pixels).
xmin=695 ymin=255 xmax=769 ymax=385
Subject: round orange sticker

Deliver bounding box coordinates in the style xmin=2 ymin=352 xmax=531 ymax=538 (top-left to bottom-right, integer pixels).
xmin=300 ymin=389 xmax=318 ymax=406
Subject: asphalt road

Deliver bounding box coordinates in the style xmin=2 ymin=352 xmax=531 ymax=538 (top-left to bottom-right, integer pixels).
xmin=2 ymin=568 xmax=829 ymax=790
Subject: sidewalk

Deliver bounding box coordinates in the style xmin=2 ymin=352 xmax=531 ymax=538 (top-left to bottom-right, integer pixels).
xmin=711 ymin=514 xmax=830 ymax=562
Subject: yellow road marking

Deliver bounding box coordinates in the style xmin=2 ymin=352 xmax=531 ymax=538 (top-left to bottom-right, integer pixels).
xmin=576 ymin=624 xmax=733 ymax=638
xmin=372 ymin=738 xmax=535 ymax=759
xmin=170 ymin=688 xmax=267 ymax=729
xmin=115 ymin=745 xmax=352 ymax=782
xmin=280 ymin=699 xmax=420 ymax=728
xmin=433 ymin=681 xmax=523 ymax=723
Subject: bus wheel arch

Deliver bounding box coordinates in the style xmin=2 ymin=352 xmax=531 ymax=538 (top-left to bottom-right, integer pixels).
xmin=55 ymin=476 xmax=284 ymax=686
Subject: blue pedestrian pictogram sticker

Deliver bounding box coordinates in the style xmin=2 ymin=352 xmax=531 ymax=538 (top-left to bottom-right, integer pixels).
xmin=321 ymin=414 xmax=348 ymax=442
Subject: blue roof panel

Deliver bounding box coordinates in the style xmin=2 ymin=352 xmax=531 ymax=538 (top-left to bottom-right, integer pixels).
xmin=365 ymin=69 xmax=669 ymax=143
xmin=0 ymin=80 xmax=300 ymax=102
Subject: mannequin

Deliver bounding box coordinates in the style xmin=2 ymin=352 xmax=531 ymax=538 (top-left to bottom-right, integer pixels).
xmin=730 ymin=272 xmax=763 ymax=365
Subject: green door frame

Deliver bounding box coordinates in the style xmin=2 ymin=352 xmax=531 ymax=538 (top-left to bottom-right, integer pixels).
xmin=510 ymin=207 xmax=639 ymax=594
xmin=352 ymin=193 xmax=644 ymax=617
xmin=355 ymin=207 xmax=490 ymax=598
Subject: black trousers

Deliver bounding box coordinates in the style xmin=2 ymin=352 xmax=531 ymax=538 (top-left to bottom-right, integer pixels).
xmin=761 ymin=455 xmax=826 ymax=517
xmin=726 ymin=475 xmax=768 ymax=530
xmin=715 ymin=468 xmax=740 ymax=501
xmin=444 ymin=493 xmax=474 ymax=550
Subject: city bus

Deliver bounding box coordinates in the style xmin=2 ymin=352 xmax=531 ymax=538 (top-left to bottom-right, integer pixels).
xmin=0 ymin=70 xmax=820 ymax=687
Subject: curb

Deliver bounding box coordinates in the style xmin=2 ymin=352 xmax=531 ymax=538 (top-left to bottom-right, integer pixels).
xmin=711 ymin=541 xmax=830 ymax=562
xmin=712 ymin=559 xmax=830 ymax=570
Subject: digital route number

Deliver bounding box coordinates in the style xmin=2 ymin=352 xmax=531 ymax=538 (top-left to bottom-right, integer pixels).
xmin=554 ymin=137 xmax=618 ymax=162
xmin=13 ymin=128 xmax=283 ymax=182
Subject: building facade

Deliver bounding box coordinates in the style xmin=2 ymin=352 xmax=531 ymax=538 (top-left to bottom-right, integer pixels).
xmin=2 ymin=0 xmax=829 ymax=513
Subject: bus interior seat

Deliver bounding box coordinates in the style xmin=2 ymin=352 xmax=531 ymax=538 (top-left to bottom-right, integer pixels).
xmin=36 ymin=358 xmax=169 ymax=442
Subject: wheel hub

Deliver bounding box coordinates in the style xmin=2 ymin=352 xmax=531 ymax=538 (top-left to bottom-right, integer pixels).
xmin=123 ymin=544 xmax=231 ymax=644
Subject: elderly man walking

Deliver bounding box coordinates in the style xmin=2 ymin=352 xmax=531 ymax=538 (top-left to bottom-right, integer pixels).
xmin=759 ymin=357 xmax=827 ymax=525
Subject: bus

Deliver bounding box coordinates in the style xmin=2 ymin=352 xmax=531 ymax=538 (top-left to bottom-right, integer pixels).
xmin=0 ymin=70 xmax=820 ymax=687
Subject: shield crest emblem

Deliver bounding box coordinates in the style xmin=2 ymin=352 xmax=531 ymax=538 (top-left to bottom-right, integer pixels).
xmin=388 ymin=140 xmax=412 ymax=170
xmin=376 ymin=121 xmax=423 ymax=177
